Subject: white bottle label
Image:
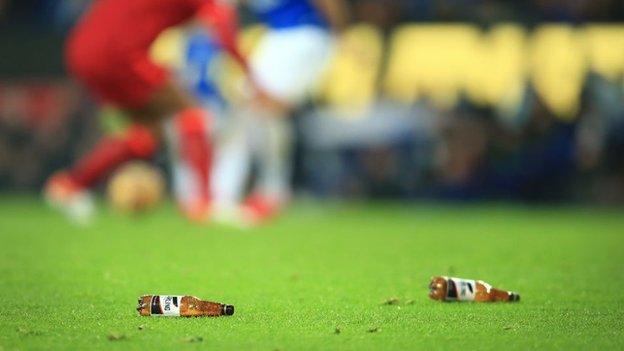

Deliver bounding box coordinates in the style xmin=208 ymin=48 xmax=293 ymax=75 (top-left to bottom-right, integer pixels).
xmin=446 ymin=277 xmax=477 ymax=301
xmin=150 ymin=295 xmax=182 ymax=316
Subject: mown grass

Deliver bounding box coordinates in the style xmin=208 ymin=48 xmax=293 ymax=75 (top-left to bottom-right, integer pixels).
xmin=1 ymin=198 xmax=623 ymax=350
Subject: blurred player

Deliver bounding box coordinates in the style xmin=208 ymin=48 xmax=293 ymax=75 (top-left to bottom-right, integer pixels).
xmin=43 ymin=0 xmax=247 ymax=223
xmin=168 ymin=29 xmax=231 ymax=216
xmin=211 ymin=0 xmax=351 ymax=225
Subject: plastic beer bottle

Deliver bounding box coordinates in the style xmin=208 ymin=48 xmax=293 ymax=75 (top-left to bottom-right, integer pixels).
xmin=137 ymin=295 xmax=235 ymax=317
xmin=429 ymin=276 xmax=520 ymax=302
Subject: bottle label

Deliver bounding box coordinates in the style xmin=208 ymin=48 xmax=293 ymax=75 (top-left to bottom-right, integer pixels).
xmin=150 ymin=295 xmax=182 ymax=316
xmin=446 ymin=277 xmax=476 ymax=301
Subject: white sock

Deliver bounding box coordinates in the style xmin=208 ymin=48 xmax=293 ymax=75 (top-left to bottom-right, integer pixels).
xmin=211 ymin=113 xmax=251 ymax=212
xmin=249 ymin=110 xmax=294 ymax=202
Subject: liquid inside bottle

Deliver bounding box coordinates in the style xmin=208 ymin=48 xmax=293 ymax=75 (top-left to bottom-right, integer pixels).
xmin=137 ymin=295 xmax=234 ymax=317
xmin=429 ymin=276 xmax=520 ymax=302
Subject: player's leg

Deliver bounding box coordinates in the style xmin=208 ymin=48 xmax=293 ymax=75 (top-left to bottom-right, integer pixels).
xmin=47 ymin=50 xmax=214 ymax=221
xmin=209 ymin=111 xmax=253 ymax=224
xmin=245 ymin=102 xmax=293 ymax=218
xmin=167 ymin=29 xmax=250 ymax=222
xmin=164 ymin=105 xmax=217 ymax=221
xmin=242 ymin=26 xmax=334 ymax=223
xmin=45 ymin=27 xmax=155 ymax=222
xmin=44 ymin=121 xmax=159 ymax=223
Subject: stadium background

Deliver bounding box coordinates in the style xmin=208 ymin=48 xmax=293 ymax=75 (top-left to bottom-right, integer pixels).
xmin=1 ymin=2 xmax=624 ymax=350
xmin=1 ymin=0 xmax=624 ymax=204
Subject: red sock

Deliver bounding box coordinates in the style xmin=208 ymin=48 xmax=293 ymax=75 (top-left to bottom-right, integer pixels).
xmin=70 ymin=125 xmax=158 ymax=188
xmin=174 ymin=108 xmax=213 ymax=203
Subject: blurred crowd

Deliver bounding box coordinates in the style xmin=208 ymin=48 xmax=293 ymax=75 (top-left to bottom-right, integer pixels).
xmin=1 ymin=1 xmax=623 ymax=27
xmin=1 ymin=0 xmax=624 ymax=203
xmin=301 ymin=76 xmax=624 ymax=203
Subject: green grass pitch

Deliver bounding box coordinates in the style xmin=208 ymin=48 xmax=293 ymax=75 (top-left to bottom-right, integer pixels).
xmin=1 ymin=197 xmax=623 ymax=350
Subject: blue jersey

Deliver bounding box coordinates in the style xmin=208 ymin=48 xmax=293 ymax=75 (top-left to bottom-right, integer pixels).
xmin=183 ymin=31 xmax=227 ymax=112
xmin=247 ymin=0 xmax=327 ymax=29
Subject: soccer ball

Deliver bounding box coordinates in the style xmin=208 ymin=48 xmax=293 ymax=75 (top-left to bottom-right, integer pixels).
xmin=107 ymin=161 xmax=165 ymax=214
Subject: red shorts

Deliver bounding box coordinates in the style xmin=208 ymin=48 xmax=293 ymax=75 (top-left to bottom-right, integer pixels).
xmin=67 ymin=36 xmax=169 ymax=109
xmin=66 ymin=10 xmax=170 ymax=109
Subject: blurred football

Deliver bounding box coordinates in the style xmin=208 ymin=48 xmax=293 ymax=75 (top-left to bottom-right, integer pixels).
xmin=107 ymin=161 xmax=165 ymax=214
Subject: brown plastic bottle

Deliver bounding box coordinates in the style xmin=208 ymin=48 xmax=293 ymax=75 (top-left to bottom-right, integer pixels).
xmin=137 ymin=295 xmax=234 ymax=317
xmin=429 ymin=276 xmax=520 ymax=302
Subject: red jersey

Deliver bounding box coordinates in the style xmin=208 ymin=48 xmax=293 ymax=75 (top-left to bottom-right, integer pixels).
xmin=66 ymin=0 xmax=238 ymax=108
xmin=72 ymin=0 xmax=206 ymax=52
